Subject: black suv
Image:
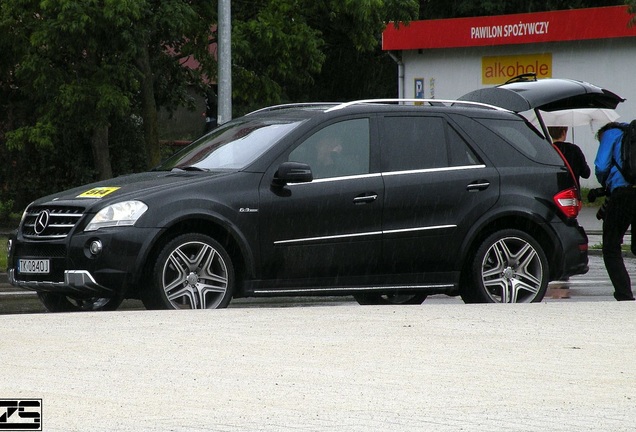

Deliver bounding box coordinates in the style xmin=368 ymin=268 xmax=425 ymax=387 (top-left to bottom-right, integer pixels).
xmin=9 ymin=78 xmax=622 ymax=311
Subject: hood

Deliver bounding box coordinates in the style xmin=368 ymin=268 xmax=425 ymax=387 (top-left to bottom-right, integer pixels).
xmin=459 ymin=78 xmax=625 ymax=113
xmin=33 ymin=170 xmax=233 ymax=207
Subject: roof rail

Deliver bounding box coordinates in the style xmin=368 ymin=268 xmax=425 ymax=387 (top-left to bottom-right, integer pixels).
xmin=325 ymin=98 xmax=509 ymax=112
xmin=246 ymin=102 xmax=339 ymax=116
xmin=505 ymin=73 xmax=537 ymax=84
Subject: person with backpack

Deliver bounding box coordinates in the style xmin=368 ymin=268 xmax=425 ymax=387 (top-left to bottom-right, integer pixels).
xmin=594 ymin=122 xmax=636 ymax=301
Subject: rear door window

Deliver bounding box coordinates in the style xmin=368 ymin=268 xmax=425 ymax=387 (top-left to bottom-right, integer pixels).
xmin=382 ymin=116 xmax=446 ymax=171
xmin=381 ymin=115 xmax=480 ymax=171
xmin=476 ymin=118 xmax=562 ymax=165
xmin=448 ymin=125 xmax=482 ymax=166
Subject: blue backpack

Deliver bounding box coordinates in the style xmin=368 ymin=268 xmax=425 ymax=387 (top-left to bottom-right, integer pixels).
xmin=619 ymin=120 xmax=636 ymax=184
xmin=606 ymin=120 xmax=636 ymax=184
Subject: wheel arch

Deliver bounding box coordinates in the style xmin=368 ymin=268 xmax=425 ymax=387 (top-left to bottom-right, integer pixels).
xmin=459 ymin=212 xmax=562 ymax=283
xmin=135 ymin=214 xmax=254 ymax=298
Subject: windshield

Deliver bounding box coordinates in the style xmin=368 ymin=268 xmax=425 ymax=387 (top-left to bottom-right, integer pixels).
xmin=157 ymin=118 xmax=305 ymax=171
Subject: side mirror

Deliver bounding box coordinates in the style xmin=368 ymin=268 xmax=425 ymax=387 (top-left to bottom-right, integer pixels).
xmin=273 ymin=162 xmax=313 ymax=186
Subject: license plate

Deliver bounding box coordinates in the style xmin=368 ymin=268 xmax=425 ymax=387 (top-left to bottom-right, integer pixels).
xmin=18 ymin=259 xmax=50 ymax=274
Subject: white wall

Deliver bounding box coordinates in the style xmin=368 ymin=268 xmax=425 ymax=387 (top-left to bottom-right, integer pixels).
xmin=400 ymin=38 xmax=636 ymax=188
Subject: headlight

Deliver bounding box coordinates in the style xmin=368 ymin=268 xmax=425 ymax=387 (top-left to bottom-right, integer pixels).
xmin=85 ymin=201 xmax=148 ymax=232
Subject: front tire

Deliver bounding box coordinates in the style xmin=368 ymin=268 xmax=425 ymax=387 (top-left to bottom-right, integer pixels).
xmin=353 ymin=293 xmax=427 ymax=305
xmin=37 ymin=293 xmax=123 ymax=312
xmin=143 ymin=233 xmax=235 ymax=310
xmin=461 ymin=229 xmax=548 ymax=303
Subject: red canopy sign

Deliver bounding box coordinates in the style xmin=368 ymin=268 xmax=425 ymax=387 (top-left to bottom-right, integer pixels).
xmin=383 ymin=6 xmax=636 ymax=50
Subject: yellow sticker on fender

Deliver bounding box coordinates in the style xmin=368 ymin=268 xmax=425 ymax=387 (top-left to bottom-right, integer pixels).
xmin=76 ymin=187 xmax=121 ymax=198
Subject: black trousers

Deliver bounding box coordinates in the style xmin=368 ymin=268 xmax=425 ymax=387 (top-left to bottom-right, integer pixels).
xmin=602 ymin=187 xmax=636 ymax=301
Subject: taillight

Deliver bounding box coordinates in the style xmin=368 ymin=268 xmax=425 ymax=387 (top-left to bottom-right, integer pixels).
xmin=554 ymin=188 xmax=581 ymax=218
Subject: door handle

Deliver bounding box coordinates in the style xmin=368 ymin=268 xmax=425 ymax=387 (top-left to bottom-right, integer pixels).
xmin=353 ymin=194 xmax=378 ymax=204
xmin=466 ymin=181 xmax=490 ymax=192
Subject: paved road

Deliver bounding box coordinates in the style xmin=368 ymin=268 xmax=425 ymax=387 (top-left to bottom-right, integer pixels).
xmin=0 ymin=300 xmax=635 ymax=431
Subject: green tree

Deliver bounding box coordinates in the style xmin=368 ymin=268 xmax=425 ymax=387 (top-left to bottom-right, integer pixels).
xmin=231 ymin=0 xmax=419 ymax=113
xmin=132 ymin=1 xmax=216 ymax=167
xmin=419 ymin=0 xmax=625 ymax=19
xmin=0 ymin=0 xmax=216 ymax=179
xmin=231 ymin=0 xmax=325 ymax=113
xmin=1 ymin=1 xmax=143 ymax=179
xmin=627 ymin=0 xmax=636 ymax=23
xmin=302 ymin=0 xmax=419 ymax=102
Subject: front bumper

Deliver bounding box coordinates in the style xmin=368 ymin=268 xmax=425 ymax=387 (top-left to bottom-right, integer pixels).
xmin=8 ymin=269 xmax=114 ymax=296
xmin=9 ymin=226 xmax=160 ymax=299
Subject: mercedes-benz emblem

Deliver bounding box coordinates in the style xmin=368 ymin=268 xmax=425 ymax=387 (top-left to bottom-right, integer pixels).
xmin=34 ymin=210 xmax=50 ymax=235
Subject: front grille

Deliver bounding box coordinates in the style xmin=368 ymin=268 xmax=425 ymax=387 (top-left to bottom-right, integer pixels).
xmin=22 ymin=205 xmax=85 ymax=240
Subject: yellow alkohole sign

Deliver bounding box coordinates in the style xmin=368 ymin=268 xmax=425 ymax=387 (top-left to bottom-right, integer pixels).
xmin=482 ymin=53 xmax=552 ymax=85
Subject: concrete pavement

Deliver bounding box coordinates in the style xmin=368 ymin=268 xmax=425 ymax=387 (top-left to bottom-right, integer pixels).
xmin=0 ymin=302 xmax=635 ymax=431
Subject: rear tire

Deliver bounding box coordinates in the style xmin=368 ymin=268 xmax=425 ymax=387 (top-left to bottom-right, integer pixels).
xmin=37 ymin=293 xmax=123 ymax=312
xmin=142 ymin=233 xmax=234 ymax=310
xmin=461 ymin=229 xmax=548 ymax=303
xmin=353 ymin=293 xmax=427 ymax=305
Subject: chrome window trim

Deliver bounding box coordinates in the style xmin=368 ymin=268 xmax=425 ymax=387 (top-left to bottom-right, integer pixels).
xmin=382 ymin=164 xmax=486 ymax=177
xmin=287 ymin=165 xmax=485 ymax=185
xmin=288 ymin=172 xmax=381 ymax=185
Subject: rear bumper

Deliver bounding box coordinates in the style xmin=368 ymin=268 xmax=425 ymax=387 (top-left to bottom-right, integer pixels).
xmin=552 ymin=221 xmax=589 ymax=279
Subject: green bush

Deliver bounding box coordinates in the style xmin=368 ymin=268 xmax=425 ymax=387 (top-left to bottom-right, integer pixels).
xmin=0 ymin=200 xmax=20 ymax=228
xmin=580 ymin=187 xmax=605 ymax=208
xmin=0 ymin=235 xmax=7 ymax=272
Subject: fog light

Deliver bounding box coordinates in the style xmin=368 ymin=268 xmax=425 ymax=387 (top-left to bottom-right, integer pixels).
xmin=89 ymin=240 xmax=103 ymax=256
